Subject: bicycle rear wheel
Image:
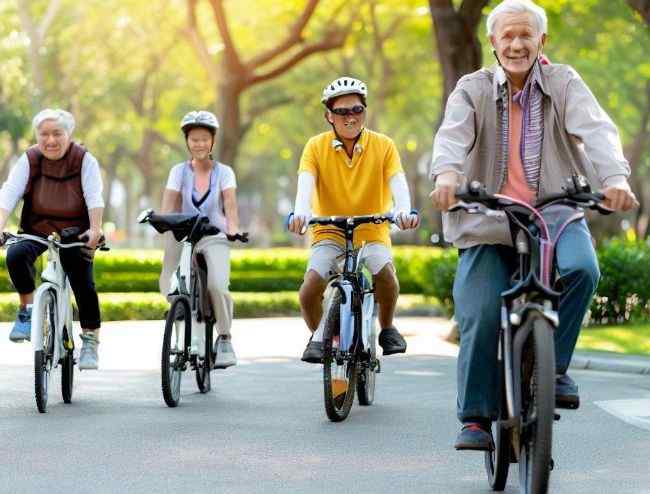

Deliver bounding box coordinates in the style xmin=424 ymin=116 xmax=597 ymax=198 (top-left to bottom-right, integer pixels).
xmin=485 ymin=414 xmax=511 ymax=490
xmin=162 ymin=298 xmax=189 ymax=407
xmin=485 ymin=342 xmax=511 ymax=491
xmin=519 ymin=314 xmax=555 ymax=494
xmin=195 ymin=320 xmax=214 ymax=393
xmin=35 ymin=290 xmax=56 ymax=413
xmin=322 ymin=292 xmax=357 ymax=422
xmin=61 ymin=326 xmax=74 ymax=404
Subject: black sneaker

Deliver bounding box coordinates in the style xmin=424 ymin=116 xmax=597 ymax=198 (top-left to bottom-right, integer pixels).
xmin=378 ymin=327 xmax=407 ymax=355
xmin=301 ymin=338 xmax=324 ymax=364
xmin=454 ymin=422 xmax=494 ymax=451
xmin=556 ymin=373 xmax=580 ymax=409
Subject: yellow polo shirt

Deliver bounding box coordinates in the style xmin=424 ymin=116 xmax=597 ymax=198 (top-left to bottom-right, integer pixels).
xmin=298 ymin=129 xmax=403 ymax=247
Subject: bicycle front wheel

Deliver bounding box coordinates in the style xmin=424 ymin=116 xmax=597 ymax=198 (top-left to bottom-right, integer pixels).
xmin=35 ymin=290 xmax=56 ymax=413
xmin=322 ymin=292 xmax=357 ymax=422
xmin=519 ymin=313 xmax=555 ymax=494
xmin=162 ymin=298 xmax=189 ymax=407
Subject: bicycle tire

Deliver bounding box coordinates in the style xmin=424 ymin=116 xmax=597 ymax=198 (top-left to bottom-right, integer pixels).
xmin=485 ymin=393 xmax=511 ymax=490
xmin=518 ymin=314 xmax=555 ymax=494
xmin=35 ymin=290 xmax=56 ymax=413
xmin=162 ymin=298 xmax=189 ymax=407
xmin=322 ymin=292 xmax=357 ymax=422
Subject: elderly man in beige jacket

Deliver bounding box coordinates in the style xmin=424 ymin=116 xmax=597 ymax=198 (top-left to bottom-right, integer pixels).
xmin=429 ymin=0 xmax=637 ymax=451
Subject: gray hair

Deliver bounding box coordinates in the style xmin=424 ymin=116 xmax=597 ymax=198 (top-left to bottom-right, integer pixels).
xmin=487 ymin=0 xmax=548 ymax=37
xmin=32 ymin=108 xmax=76 ymax=136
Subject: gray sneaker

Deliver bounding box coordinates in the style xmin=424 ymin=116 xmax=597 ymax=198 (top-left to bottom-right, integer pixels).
xmin=79 ymin=332 xmax=99 ymax=370
xmin=9 ymin=307 xmax=32 ymax=342
xmin=213 ymin=335 xmax=237 ymax=369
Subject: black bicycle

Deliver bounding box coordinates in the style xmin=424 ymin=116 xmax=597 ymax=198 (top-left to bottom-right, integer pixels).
xmin=450 ymin=175 xmax=612 ymax=493
xmin=137 ymin=209 xmax=248 ymax=407
xmin=300 ymin=214 xmax=398 ymax=422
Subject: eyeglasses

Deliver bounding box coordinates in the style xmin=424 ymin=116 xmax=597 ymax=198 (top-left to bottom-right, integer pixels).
xmin=330 ymin=105 xmax=366 ymax=117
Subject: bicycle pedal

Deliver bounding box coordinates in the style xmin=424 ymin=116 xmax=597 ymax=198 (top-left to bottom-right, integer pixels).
xmin=549 ymin=458 xmax=555 ymax=471
xmin=554 ymin=413 xmax=561 ymax=421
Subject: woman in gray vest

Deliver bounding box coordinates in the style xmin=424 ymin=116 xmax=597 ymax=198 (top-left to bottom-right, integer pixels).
xmin=0 ymin=109 xmax=104 ymax=370
xmin=159 ymin=110 xmax=239 ymax=368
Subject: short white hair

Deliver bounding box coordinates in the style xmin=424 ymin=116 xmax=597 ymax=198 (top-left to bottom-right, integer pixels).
xmin=32 ymin=108 xmax=75 ymax=136
xmin=487 ymin=0 xmax=548 ymax=37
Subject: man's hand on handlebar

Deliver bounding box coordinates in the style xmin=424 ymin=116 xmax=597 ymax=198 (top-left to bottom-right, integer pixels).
xmin=394 ymin=210 xmax=420 ymax=230
xmin=601 ymin=184 xmax=639 ymax=212
xmin=429 ymin=171 xmax=459 ymax=212
xmin=287 ymin=212 xmax=310 ymax=235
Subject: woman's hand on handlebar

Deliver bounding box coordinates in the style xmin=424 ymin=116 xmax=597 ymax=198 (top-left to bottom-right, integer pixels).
xmin=80 ymin=228 xmax=103 ymax=249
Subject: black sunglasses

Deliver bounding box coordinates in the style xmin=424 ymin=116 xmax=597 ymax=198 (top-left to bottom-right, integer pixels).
xmin=330 ymin=105 xmax=366 ymax=117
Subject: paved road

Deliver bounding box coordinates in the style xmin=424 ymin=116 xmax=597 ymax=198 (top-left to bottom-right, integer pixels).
xmin=1 ymin=318 xmax=649 ymax=494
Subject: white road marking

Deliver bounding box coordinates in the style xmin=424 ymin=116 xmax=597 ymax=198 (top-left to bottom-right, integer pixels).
xmin=394 ymin=370 xmax=443 ymax=377
xmin=595 ymin=399 xmax=650 ymax=431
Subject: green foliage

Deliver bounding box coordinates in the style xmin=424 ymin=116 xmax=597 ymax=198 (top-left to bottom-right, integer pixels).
xmin=590 ymin=240 xmax=650 ymax=325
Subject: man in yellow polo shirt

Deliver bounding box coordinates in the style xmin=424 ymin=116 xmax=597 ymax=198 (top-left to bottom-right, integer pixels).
xmin=288 ymin=76 xmax=419 ymax=363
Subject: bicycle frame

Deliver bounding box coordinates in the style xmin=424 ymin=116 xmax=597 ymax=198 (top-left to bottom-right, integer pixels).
xmin=310 ymin=215 xmax=391 ymax=361
xmin=11 ymin=234 xmax=78 ymax=361
xmin=453 ymin=178 xmax=609 ymax=431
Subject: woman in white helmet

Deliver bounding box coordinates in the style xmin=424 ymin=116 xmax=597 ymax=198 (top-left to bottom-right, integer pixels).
xmin=288 ymin=77 xmax=420 ymax=363
xmin=159 ymin=110 xmax=240 ymax=368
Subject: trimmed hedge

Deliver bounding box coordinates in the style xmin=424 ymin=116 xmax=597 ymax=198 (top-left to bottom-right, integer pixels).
xmin=0 ymin=292 xmax=439 ymax=321
xmin=0 ymin=243 xmax=648 ymax=324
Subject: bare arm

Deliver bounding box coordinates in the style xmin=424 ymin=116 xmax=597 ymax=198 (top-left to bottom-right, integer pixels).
xmin=0 ymin=208 xmax=11 ymax=233
xmin=82 ymin=207 xmax=104 ymax=249
xmin=222 ymin=187 xmax=239 ymax=236
xmin=161 ymin=189 xmax=182 ymax=214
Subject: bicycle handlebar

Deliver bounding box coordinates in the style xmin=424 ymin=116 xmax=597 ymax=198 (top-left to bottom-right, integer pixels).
xmin=307 ymin=213 xmax=396 ymax=227
xmin=450 ymin=178 xmax=613 ymax=216
xmin=2 ymin=232 xmax=109 ymax=251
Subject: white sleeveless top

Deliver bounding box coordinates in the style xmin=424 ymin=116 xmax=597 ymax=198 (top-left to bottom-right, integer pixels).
xmin=165 ymin=161 xmax=237 ymax=233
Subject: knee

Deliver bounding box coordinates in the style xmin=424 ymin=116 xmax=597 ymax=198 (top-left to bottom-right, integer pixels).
xmin=5 ymin=246 xmax=25 ymax=272
xmin=299 ymin=271 xmax=326 ymax=307
xmin=563 ymin=257 xmax=600 ymax=292
xmin=373 ymin=264 xmax=399 ymax=295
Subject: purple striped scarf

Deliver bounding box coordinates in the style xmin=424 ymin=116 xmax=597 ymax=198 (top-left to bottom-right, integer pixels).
xmin=496 ymin=61 xmax=544 ymax=193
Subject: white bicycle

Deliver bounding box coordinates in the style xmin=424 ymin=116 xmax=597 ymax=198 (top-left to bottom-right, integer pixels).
xmin=3 ymin=229 xmax=107 ymax=413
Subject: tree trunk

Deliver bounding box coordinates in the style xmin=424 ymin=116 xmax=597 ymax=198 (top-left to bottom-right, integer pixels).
xmin=216 ymin=82 xmax=243 ymax=166
xmin=428 ymin=0 xmax=490 ymax=121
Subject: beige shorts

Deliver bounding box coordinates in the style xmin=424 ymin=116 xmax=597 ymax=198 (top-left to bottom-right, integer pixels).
xmin=306 ymin=240 xmax=393 ymax=280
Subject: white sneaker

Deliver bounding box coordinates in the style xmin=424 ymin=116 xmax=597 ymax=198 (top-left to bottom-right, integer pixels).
xmin=79 ymin=332 xmax=99 ymax=370
xmin=213 ymin=335 xmax=237 ymax=369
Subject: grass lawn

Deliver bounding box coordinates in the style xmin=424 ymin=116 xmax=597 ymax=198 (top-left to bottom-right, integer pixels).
xmin=578 ymin=324 xmax=650 ymax=356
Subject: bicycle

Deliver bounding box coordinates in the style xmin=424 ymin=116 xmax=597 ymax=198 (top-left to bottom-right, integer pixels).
xmin=297 ymin=213 xmax=397 ymax=422
xmin=137 ymin=209 xmax=248 ymax=408
xmin=450 ymin=175 xmax=612 ymax=493
xmin=2 ymin=228 xmax=108 ymax=413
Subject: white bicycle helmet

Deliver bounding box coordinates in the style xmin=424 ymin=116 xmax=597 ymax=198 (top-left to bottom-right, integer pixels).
xmin=321 ymin=77 xmax=368 ymax=106
xmin=180 ymin=110 xmax=219 ymax=134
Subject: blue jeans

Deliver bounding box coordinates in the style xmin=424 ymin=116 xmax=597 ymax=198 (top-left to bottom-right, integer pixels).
xmin=453 ymin=220 xmax=599 ymax=422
